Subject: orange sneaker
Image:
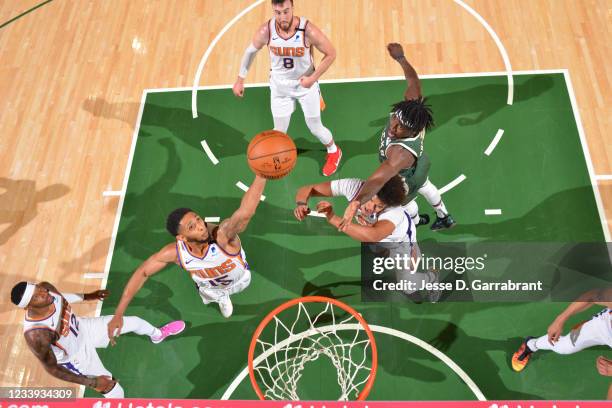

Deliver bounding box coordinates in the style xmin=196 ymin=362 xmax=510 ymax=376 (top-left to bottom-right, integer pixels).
xmin=322 ymin=148 xmax=342 ymax=177
xmin=511 ymin=337 xmax=535 ymax=372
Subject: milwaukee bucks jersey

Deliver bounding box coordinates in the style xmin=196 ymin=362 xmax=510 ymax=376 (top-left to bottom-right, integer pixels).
xmin=378 ymin=120 xmax=430 ymax=203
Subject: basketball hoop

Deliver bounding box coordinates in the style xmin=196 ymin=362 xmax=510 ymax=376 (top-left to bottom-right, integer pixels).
xmin=248 ymin=296 xmax=378 ymax=401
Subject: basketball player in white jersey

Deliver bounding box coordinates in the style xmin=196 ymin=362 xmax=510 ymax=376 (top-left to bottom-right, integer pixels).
xmin=512 ymin=287 xmax=612 ymax=388
xmin=232 ymin=0 xmax=342 ymax=176
xmin=294 ymin=176 xmax=440 ymax=301
xmin=107 ymin=175 xmax=267 ymax=343
xmin=11 ymin=281 xmax=184 ymax=398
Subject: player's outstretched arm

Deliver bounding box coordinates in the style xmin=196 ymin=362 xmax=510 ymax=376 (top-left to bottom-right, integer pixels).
xmin=294 ymin=181 xmax=332 ymax=220
xmin=317 ymin=201 xmax=394 ymax=242
xmin=24 ymin=329 xmax=115 ymax=393
xmin=547 ymin=288 xmax=612 ymax=344
xmin=233 ymin=22 xmax=269 ymax=97
xmin=218 ymin=175 xmax=267 ymax=244
xmin=107 ymin=243 xmax=177 ymax=344
xmin=339 ymin=147 xmax=413 ymax=230
xmin=39 ymin=282 xmax=109 ymax=304
xmin=387 ymin=43 xmax=421 ymax=101
xmin=301 ymin=22 xmax=336 ymax=88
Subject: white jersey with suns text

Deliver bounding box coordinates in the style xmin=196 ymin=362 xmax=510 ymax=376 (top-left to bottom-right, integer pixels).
xmin=23 ymin=291 xmax=84 ymax=364
xmin=268 ymin=17 xmax=314 ymax=81
xmin=176 ymin=238 xmax=250 ymax=288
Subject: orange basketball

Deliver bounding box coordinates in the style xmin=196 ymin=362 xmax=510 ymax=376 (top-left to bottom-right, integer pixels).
xmin=247 ymin=130 xmax=297 ymax=179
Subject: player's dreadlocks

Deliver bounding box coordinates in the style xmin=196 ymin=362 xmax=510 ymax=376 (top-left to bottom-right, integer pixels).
xmin=376 ymin=175 xmax=406 ymax=207
xmin=391 ymin=97 xmax=434 ymax=135
xmin=166 ymin=208 xmax=194 ymax=236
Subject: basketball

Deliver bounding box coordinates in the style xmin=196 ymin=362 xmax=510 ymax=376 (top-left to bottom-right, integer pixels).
xmin=247 ymin=130 xmax=297 ymax=179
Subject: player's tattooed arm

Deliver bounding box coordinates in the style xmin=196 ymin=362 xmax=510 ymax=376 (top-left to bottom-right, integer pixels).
xmin=387 ymin=43 xmax=422 ymax=101
xmin=107 ymin=243 xmax=177 ymax=344
xmin=302 ymin=22 xmax=336 ymax=87
xmin=24 ymin=329 xmax=101 ymax=389
xmin=218 ymin=175 xmax=267 ymax=244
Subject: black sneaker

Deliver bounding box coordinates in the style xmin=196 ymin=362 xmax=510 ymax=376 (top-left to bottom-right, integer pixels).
xmin=431 ymin=214 xmax=456 ymax=231
xmin=416 ymin=213 xmax=430 ymax=227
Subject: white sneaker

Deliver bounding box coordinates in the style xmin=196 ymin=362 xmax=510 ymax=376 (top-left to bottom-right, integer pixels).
xmin=218 ymin=295 xmax=233 ymax=318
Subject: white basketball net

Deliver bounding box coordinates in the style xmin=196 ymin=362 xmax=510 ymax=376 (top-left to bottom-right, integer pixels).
xmin=251 ymin=300 xmax=374 ymax=401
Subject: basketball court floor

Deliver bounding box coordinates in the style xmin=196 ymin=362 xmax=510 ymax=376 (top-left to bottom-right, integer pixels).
xmin=1 ymin=0 xmax=611 ymax=402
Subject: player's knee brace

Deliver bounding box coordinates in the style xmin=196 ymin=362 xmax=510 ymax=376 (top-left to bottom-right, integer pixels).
xmin=305 ymin=116 xmax=333 ymax=146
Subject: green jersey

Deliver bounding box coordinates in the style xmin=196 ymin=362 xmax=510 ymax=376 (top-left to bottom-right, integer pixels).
xmin=378 ymin=120 xmax=430 ymax=203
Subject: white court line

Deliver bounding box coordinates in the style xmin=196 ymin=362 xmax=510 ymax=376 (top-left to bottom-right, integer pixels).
xmin=595 ymin=175 xmax=612 ymax=181
xmin=200 ymin=140 xmax=219 ymax=165
xmin=221 ymin=323 xmax=486 ymax=401
xmin=454 ymin=0 xmax=514 ymax=105
xmin=191 ymin=0 xmax=265 ymax=118
xmin=563 ymin=70 xmax=611 ymax=242
xmin=484 ymin=129 xmax=505 ymax=156
xmin=485 ymin=209 xmax=502 ymax=215
xmin=102 ymin=190 xmax=122 ymax=197
xmin=79 ymin=91 xmax=148 ymax=398
xmin=152 ymin=69 xmax=567 ymax=94
xmin=84 ymin=273 xmax=106 ymax=279
xmin=205 ymin=217 xmax=221 ymax=223
xmin=439 ymin=174 xmax=467 ymax=195
xmin=236 ymin=181 xmax=266 ymax=201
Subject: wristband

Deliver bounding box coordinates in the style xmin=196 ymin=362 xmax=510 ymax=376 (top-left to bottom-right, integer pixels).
xmin=296 ymin=201 xmax=308 ymax=206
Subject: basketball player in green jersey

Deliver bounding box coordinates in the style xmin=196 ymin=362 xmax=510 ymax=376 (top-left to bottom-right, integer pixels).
xmin=340 ymin=43 xmax=456 ymax=232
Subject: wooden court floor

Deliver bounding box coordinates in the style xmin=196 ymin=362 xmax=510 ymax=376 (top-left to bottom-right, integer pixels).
xmin=0 ymin=0 xmax=610 ymax=391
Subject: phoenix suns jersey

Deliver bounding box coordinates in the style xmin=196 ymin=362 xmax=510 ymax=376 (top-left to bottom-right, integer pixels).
xmin=23 ymin=292 xmax=83 ymax=363
xmin=268 ymin=17 xmax=314 ymax=80
xmin=176 ymin=237 xmax=249 ymax=288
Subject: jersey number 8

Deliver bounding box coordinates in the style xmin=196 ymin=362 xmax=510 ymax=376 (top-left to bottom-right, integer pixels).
xmin=283 ymin=58 xmax=294 ymax=69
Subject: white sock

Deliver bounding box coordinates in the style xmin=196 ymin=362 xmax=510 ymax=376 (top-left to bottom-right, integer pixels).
xmin=305 ymin=116 xmax=333 ymax=146
xmin=527 ymin=338 xmax=538 ymax=351
xmin=418 ymin=180 xmax=448 ymax=218
xmin=327 ymin=143 xmax=337 ymax=153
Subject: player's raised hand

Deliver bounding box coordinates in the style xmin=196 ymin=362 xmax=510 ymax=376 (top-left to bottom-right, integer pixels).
xmin=339 ymin=200 xmax=360 ymax=231
xmin=294 ymin=204 xmax=310 ymax=221
xmin=387 ymin=43 xmax=405 ymax=60
xmin=546 ymin=318 xmax=564 ymax=345
xmin=597 ymin=356 xmax=612 ymax=376
xmin=84 ymin=290 xmax=109 ymax=301
xmin=233 ymin=77 xmax=245 ymax=98
xmin=107 ymin=315 xmax=124 ymax=346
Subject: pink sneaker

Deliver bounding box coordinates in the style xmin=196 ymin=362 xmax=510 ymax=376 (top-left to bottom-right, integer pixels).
xmin=322 ymin=148 xmax=342 ymax=177
xmin=151 ymin=320 xmax=186 ymax=344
